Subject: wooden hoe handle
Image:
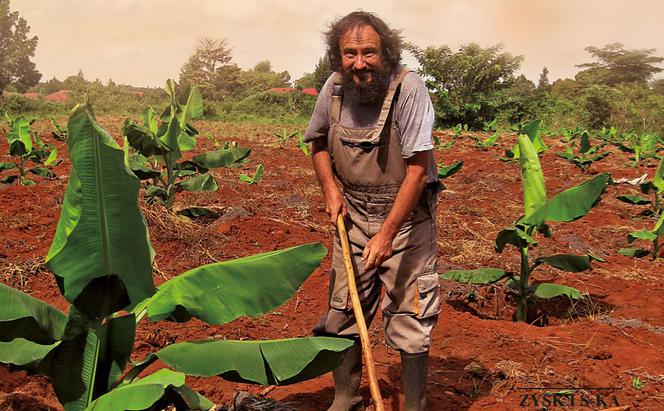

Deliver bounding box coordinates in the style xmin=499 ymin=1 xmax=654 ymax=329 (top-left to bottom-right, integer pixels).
xmin=337 ymin=214 xmax=385 ymax=411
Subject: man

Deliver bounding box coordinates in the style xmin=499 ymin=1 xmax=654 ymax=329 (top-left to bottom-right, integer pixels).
xmin=305 ymin=11 xmax=442 ymax=411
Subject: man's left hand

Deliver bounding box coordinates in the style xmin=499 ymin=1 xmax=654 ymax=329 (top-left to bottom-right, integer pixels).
xmin=362 ymin=230 xmax=394 ymax=272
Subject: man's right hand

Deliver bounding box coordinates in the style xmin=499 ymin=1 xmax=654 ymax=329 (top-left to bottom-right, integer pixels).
xmin=323 ymin=188 xmax=347 ymax=226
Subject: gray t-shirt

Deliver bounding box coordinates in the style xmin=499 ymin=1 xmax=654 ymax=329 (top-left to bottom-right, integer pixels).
xmin=304 ymin=68 xmax=438 ymax=183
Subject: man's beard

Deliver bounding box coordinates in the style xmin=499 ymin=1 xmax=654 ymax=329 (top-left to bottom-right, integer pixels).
xmin=341 ymin=66 xmax=391 ymax=105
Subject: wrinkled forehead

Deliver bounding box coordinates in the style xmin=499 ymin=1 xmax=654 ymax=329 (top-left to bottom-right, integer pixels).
xmin=339 ymin=24 xmax=381 ymax=48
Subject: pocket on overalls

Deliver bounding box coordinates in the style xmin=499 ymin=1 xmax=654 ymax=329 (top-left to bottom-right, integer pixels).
xmin=415 ymin=272 xmax=441 ymax=319
xmin=329 ymin=266 xmax=349 ymax=310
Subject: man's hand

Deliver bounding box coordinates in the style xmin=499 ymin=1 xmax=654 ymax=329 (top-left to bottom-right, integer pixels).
xmin=324 ymin=188 xmax=347 ymax=226
xmin=362 ymin=230 xmax=394 ymax=272
xmin=360 ymin=150 xmax=433 ymax=272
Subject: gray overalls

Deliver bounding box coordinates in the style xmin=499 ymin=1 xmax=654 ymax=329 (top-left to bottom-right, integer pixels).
xmin=314 ymin=68 xmax=441 ymax=354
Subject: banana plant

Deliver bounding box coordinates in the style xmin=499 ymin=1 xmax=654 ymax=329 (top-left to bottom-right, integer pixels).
xmin=617 ymin=157 xmax=664 ymax=259
xmin=437 ymin=161 xmax=463 ymax=179
xmin=560 ymin=125 xmax=584 ymax=143
xmin=502 ymin=121 xmax=548 ymax=161
xmin=0 ymin=104 xmax=353 ymax=411
xmin=598 ymin=126 xmax=618 ymax=143
xmin=239 ymin=163 xmax=264 ymax=185
xmin=123 ymin=80 xmax=250 ymax=209
xmin=451 ymin=123 xmax=469 ymax=139
xmin=441 ymin=133 xmax=610 ymax=322
xmin=556 ymin=130 xmax=610 ymax=170
xmin=274 ymin=129 xmax=298 ymax=143
xmin=2 ymin=113 xmax=59 ymax=185
xmin=51 ymin=116 xmax=68 ymax=141
xmin=616 ymin=132 xmax=662 ymax=167
xmin=471 ymin=132 xmax=500 ymax=149
xmin=433 ymin=134 xmax=454 ymax=151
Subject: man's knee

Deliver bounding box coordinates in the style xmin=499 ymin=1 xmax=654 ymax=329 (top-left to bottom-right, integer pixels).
xmin=382 ymin=312 xmax=438 ymax=353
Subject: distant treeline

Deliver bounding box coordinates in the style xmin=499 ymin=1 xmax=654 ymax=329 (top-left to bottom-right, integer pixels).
xmin=2 ymin=38 xmax=664 ymax=134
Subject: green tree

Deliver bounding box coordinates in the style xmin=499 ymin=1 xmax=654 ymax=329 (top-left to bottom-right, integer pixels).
xmin=236 ymin=60 xmax=291 ymax=97
xmin=576 ymin=43 xmax=664 ymax=86
xmin=61 ymin=69 xmax=87 ymax=90
xmin=406 ymin=42 xmax=523 ymax=128
xmin=295 ymin=56 xmax=332 ymax=91
xmin=651 ymin=78 xmax=664 ymax=96
xmin=180 ymin=37 xmax=234 ymax=99
xmin=537 ymin=67 xmax=550 ymax=91
xmin=493 ymin=74 xmax=538 ymax=125
xmin=0 ymin=0 xmax=41 ymax=95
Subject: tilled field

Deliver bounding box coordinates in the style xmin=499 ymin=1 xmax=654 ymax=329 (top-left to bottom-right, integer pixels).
xmin=1 ymin=117 xmax=663 ymax=410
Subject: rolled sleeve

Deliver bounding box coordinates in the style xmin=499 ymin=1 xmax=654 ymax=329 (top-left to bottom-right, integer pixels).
xmin=396 ymin=73 xmax=435 ymax=158
xmin=303 ymin=75 xmax=334 ymax=143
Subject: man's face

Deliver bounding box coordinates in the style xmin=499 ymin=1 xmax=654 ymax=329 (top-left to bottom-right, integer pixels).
xmin=339 ymin=25 xmax=390 ymax=104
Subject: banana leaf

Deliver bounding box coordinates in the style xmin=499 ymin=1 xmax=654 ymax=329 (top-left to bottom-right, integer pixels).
xmin=85 ymin=368 xmax=214 ymax=411
xmin=141 ymin=108 xmax=159 ymax=136
xmin=29 ymin=167 xmax=56 ymax=178
xmin=46 ymin=104 xmax=155 ymax=318
xmin=141 ymin=243 xmax=326 ymax=324
xmin=127 ymin=153 xmax=161 ymax=180
xmin=654 ymin=157 xmax=664 ymax=193
xmin=193 ymin=147 xmax=251 ymax=170
xmin=44 ymin=148 xmax=59 ymax=166
xmin=175 ymin=173 xmax=218 ymax=192
xmin=123 ymin=119 xmax=171 ymax=157
xmin=7 ymin=115 xmax=33 ymax=156
xmin=437 ymin=161 xmax=463 ymax=179
xmin=0 ymin=162 xmax=16 ymax=171
xmin=439 ymin=268 xmax=510 ymax=284
xmin=530 ymin=282 xmax=583 ymax=299
xmin=479 ymin=132 xmax=499 ymax=147
xmin=495 ymin=226 xmax=538 ymax=252
xmin=239 ymin=164 xmax=264 ymax=184
xmin=616 ymin=194 xmax=650 ymax=205
xmin=534 ymin=254 xmax=592 ymax=272
xmin=0 ymin=338 xmax=61 ymax=369
xmin=628 ymin=230 xmax=658 ymax=243
xmin=44 ymin=309 xmax=136 ymax=411
xmin=579 ymin=131 xmax=591 ymax=154
xmin=518 ymin=134 xmax=547 ymax=221
xmin=151 ymin=336 xmax=353 ymax=385
xmin=521 ymin=173 xmax=610 ymax=226
xmin=508 ymin=121 xmax=547 ymax=159
xmin=176 ymin=206 xmax=221 ymax=219
xmin=0 ymin=282 xmax=67 ymax=344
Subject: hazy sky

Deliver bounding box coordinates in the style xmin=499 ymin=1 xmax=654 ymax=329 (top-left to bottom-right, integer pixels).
xmin=12 ymin=0 xmax=664 ymax=88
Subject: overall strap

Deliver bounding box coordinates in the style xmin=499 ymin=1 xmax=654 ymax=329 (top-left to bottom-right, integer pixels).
xmin=370 ymin=67 xmax=411 ymax=141
xmin=330 ymin=72 xmax=343 ymax=123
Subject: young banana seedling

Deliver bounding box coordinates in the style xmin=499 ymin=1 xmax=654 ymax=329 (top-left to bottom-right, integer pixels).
xmin=556 ymin=130 xmax=610 ymax=170
xmin=617 ymin=157 xmax=664 ymax=259
xmin=2 ymin=114 xmax=59 ymax=185
xmin=501 ymin=121 xmax=548 ymax=161
xmin=442 ymin=132 xmax=610 ymax=322
xmin=122 ymin=80 xmax=250 ymax=209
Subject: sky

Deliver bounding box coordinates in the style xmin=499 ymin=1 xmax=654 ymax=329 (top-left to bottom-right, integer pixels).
xmin=12 ymin=0 xmax=664 ymax=88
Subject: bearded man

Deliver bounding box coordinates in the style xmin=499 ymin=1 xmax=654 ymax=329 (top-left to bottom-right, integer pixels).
xmin=305 ymin=11 xmax=442 ymax=411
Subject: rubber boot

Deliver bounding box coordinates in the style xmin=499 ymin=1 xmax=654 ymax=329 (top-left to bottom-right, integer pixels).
xmin=328 ymin=340 xmax=364 ymax=411
xmin=400 ymin=351 xmax=429 ymax=411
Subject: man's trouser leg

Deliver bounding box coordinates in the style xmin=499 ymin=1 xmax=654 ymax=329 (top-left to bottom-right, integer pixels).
xmin=314 ymin=214 xmax=381 ymax=411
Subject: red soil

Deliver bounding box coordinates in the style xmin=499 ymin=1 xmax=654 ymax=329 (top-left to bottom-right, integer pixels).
xmin=43 ymin=90 xmax=70 ymax=102
xmin=1 ymin=120 xmax=663 ymax=410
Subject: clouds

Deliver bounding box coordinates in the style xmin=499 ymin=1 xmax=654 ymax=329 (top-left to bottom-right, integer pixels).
xmin=12 ymin=0 xmax=664 ymax=87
